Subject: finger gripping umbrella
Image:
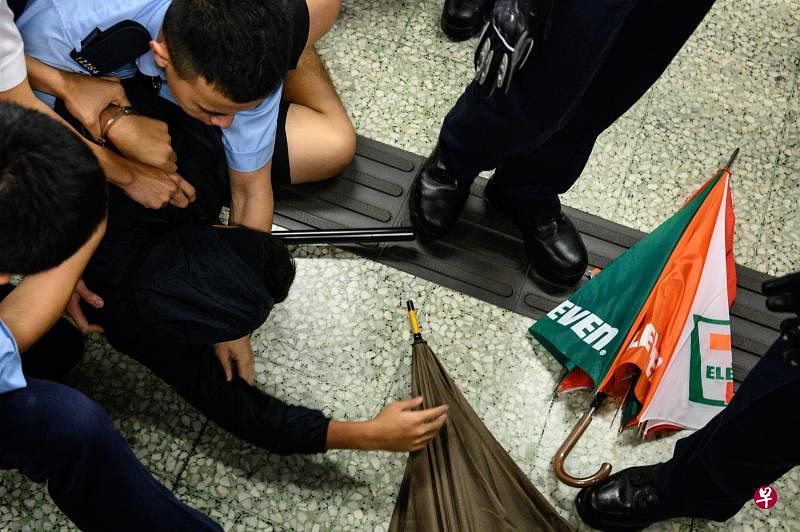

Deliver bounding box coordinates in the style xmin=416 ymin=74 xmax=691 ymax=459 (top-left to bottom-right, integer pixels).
xmin=532 ymin=151 xmax=739 ymax=488
xmin=389 ymin=302 xmax=573 ymax=531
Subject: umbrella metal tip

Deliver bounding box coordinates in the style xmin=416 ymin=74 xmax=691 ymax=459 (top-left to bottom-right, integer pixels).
xmin=725 ymin=148 xmax=740 ymax=171
xmin=406 ymin=300 xmax=415 ymax=311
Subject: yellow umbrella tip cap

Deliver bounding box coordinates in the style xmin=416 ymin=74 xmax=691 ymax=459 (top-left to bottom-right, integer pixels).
xmin=406 ymin=300 xmax=421 ymax=334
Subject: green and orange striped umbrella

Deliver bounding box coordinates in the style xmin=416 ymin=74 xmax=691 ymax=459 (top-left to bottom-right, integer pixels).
xmin=531 ymin=151 xmax=738 ymax=487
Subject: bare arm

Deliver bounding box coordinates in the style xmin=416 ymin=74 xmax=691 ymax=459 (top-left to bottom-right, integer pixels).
xmin=24 ymin=59 xmax=195 ymax=208
xmin=0 ymin=220 xmax=106 ymax=352
xmin=327 ymin=397 xmax=449 ymax=452
xmin=2 ymin=72 xmax=194 ymax=209
xmin=25 ymin=57 xmax=129 ymax=138
xmin=229 ymin=163 xmax=275 ymax=230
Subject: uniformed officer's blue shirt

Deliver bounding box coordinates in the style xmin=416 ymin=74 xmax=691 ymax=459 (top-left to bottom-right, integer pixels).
xmin=0 ymin=319 xmax=25 ymax=394
xmin=16 ymin=0 xmax=282 ymax=172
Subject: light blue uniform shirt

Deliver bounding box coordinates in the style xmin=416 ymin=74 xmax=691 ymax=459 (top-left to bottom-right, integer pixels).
xmin=0 ymin=319 xmax=25 ymax=394
xmin=16 ymin=0 xmax=282 ymax=172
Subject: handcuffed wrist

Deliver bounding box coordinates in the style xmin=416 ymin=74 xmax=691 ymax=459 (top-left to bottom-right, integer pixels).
xmin=96 ymin=105 xmax=139 ymax=146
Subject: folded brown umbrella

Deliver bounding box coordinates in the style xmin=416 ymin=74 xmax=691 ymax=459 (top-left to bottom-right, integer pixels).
xmin=389 ymin=302 xmax=574 ymax=532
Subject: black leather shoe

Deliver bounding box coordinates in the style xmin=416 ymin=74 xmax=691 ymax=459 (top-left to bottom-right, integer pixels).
xmin=485 ymin=177 xmax=588 ymax=286
xmin=441 ymin=0 xmax=492 ymax=41
xmin=575 ymin=465 xmax=678 ymax=531
xmin=410 ymin=146 xmax=473 ymax=238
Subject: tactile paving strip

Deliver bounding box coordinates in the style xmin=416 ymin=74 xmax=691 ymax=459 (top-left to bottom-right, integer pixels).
xmin=273 ymin=137 xmax=789 ymax=383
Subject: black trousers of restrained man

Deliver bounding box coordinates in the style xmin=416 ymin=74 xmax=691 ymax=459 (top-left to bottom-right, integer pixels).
xmin=61 ymin=76 xmax=332 ymax=456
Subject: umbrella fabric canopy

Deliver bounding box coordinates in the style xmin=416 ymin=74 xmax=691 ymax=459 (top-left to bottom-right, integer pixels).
xmin=530 ymin=159 xmax=737 ymax=486
xmin=389 ymin=303 xmax=573 ymax=532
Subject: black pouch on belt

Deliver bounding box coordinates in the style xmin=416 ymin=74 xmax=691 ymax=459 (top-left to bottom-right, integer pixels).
xmin=69 ymin=20 xmax=152 ymax=76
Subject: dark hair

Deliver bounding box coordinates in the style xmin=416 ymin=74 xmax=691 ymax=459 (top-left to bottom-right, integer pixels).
xmin=217 ymin=225 xmax=296 ymax=303
xmin=0 ymin=102 xmax=106 ymax=274
xmin=162 ymin=0 xmax=291 ymax=103
xmin=259 ymin=232 xmax=295 ymax=303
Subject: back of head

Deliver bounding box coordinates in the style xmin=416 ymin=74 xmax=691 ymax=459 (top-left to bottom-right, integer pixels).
xmin=215 ymin=225 xmax=296 ymax=304
xmin=163 ymin=0 xmax=291 ymax=103
xmin=259 ymin=231 xmax=295 ymax=304
xmin=0 ymin=102 xmax=106 ymax=274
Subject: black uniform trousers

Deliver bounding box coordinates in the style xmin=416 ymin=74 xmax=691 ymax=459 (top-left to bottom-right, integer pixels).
xmin=438 ymin=0 xmax=716 ymax=222
xmin=78 ymin=79 xmax=330 ymax=456
xmin=655 ymin=335 xmax=800 ymax=521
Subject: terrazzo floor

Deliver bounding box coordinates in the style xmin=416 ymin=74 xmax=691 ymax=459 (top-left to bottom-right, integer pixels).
xmin=2 ymin=0 xmax=799 ymax=530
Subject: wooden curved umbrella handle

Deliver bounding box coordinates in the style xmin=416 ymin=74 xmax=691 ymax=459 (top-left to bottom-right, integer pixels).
xmin=552 ymin=409 xmax=613 ymax=488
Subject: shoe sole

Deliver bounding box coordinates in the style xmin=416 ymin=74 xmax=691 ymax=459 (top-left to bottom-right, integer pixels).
xmin=529 ymin=256 xmax=587 ymax=287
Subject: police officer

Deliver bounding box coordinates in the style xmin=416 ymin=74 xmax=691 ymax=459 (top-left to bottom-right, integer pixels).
xmin=577 ymin=271 xmax=800 ymax=529
xmin=412 ymin=0 xmax=717 ymax=286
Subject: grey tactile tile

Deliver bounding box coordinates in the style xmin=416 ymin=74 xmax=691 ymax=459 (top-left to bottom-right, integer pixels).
xmin=358 ymin=50 xmax=474 ymax=156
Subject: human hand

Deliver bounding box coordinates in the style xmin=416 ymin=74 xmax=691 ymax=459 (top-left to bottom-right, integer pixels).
xmin=365 ymin=397 xmax=448 ymax=452
xmin=214 ymin=335 xmax=255 ymax=384
xmin=105 ymin=112 xmax=178 ymax=173
xmin=64 ymin=279 xmax=105 ymax=334
xmin=474 ymin=0 xmax=547 ymax=98
xmin=62 ymin=73 xmax=130 ymax=139
xmin=116 ymin=157 xmax=196 ymax=209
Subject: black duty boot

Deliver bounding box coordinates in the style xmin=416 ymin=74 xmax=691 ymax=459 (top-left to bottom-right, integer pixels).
xmin=410 ymin=146 xmax=474 ymax=238
xmin=575 ymin=465 xmax=678 ymax=532
xmin=485 ymin=177 xmax=588 ymax=286
xmin=441 ymin=0 xmax=492 ymax=41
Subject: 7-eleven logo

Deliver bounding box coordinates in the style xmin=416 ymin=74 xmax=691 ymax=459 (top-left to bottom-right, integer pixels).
xmin=689 ymin=315 xmax=733 ymax=406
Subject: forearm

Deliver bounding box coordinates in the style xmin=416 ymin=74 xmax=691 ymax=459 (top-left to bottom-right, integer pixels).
xmin=88 ymin=144 xmax=135 ymax=187
xmin=0 ymin=220 xmax=106 ymax=352
xmin=0 ymin=77 xmax=133 ymax=187
xmin=0 ymin=77 xmax=62 ymax=118
xmin=326 ymin=419 xmax=378 ymax=450
xmin=133 ymin=343 xmax=331 ymax=454
xmin=229 ymin=163 xmax=275 ymax=230
xmin=24 ymin=56 xmax=70 ymax=100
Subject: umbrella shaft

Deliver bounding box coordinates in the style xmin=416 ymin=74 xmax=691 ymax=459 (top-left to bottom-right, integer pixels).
xmin=273 ymin=227 xmax=415 ymax=244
